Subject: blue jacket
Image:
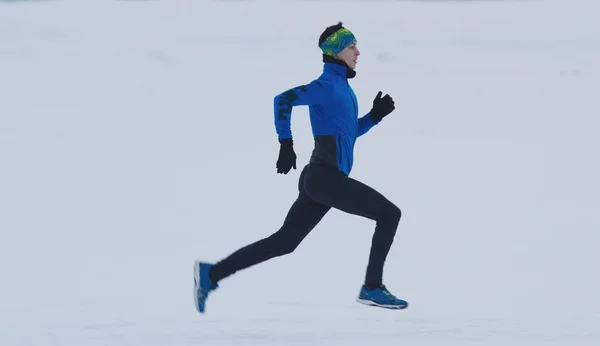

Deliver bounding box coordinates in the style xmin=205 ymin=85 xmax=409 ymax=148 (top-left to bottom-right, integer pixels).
xmin=274 ymin=62 xmax=379 ymax=175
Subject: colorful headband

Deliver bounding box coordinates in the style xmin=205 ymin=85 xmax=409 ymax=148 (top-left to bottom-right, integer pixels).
xmin=320 ymin=28 xmax=357 ymax=57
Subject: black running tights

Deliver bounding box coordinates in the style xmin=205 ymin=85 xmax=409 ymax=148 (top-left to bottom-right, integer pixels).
xmin=209 ymin=163 xmax=401 ymax=289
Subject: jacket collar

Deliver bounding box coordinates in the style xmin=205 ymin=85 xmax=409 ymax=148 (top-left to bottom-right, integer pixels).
xmin=322 ymin=54 xmax=357 ymax=79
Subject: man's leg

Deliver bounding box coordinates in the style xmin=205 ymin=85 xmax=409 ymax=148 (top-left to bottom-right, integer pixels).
xmin=209 ymin=166 xmax=331 ymax=284
xmin=303 ymin=164 xmax=401 ymax=289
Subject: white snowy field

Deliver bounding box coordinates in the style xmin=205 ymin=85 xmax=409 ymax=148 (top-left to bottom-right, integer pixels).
xmin=1 ymin=0 xmax=599 ymax=345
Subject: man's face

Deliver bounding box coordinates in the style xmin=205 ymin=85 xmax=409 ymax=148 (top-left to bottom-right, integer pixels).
xmin=337 ymin=42 xmax=360 ymax=69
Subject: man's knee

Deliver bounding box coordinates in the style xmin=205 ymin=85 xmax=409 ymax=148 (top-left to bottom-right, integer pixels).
xmin=390 ymin=204 xmax=401 ymax=223
xmin=268 ymin=231 xmax=303 ymax=257
xmin=379 ymin=203 xmax=401 ymax=231
xmin=278 ymin=240 xmax=301 ymax=256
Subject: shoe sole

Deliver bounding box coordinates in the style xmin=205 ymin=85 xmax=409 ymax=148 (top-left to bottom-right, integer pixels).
xmin=193 ymin=260 xmax=201 ymax=313
xmin=356 ymin=297 xmax=408 ymax=310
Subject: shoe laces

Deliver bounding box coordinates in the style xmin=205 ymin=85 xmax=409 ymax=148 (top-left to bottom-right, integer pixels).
xmin=379 ymin=285 xmax=398 ymax=299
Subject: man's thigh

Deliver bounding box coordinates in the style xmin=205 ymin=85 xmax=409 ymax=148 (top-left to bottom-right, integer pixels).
xmin=303 ymin=164 xmax=396 ymax=221
xmin=277 ymin=165 xmax=331 ymax=238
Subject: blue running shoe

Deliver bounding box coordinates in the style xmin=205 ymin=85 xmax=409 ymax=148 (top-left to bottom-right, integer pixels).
xmin=194 ymin=261 xmax=219 ymax=313
xmin=357 ymin=284 xmax=408 ymax=309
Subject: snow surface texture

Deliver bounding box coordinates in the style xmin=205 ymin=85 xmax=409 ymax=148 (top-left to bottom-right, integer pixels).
xmin=1 ymin=0 xmax=599 ymax=345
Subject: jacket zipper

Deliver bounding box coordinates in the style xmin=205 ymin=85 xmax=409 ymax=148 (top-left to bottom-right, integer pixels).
xmin=338 ymin=135 xmax=342 ymax=165
xmin=347 ymin=83 xmax=358 ymax=117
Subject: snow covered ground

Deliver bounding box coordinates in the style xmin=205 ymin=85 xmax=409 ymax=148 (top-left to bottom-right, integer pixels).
xmin=1 ymin=0 xmax=599 ymax=345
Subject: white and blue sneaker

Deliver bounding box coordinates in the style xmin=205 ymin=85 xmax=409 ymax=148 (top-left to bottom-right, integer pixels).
xmin=194 ymin=261 xmax=219 ymax=313
xmin=357 ymin=284 xmax=408 ymax=309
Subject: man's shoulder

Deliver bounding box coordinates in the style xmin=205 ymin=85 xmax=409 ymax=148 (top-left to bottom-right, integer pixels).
xmin=312 ymin=76 xmax=335 ymax=88
xmin=315 ymin=73 xmax=343 ymax=85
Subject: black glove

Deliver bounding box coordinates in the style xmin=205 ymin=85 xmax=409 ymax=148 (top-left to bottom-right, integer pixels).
xmin=370 ymin=91 xmax=395 ymax=123
xmin=276 ymin=138 xmax=297 ymax=174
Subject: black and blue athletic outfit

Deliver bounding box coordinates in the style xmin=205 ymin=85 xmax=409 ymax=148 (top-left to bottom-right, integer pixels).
xmin=193 ymin=23 xmax=408 ymax=314
xmin=208 ymin=57 xmax=401 ymax=290
xmin=274 ymin=61 xmax=377 ymax=176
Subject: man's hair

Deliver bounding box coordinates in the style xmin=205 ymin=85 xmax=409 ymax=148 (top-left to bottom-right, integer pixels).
xmin=318 ymin=21 xmax=345 ymax=47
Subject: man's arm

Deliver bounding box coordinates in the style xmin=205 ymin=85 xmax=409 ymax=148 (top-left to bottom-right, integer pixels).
xmin=357 ymin=113 xmax=379 ymax=137
xmin=274 ymin=80 xmax=331 ymax=141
